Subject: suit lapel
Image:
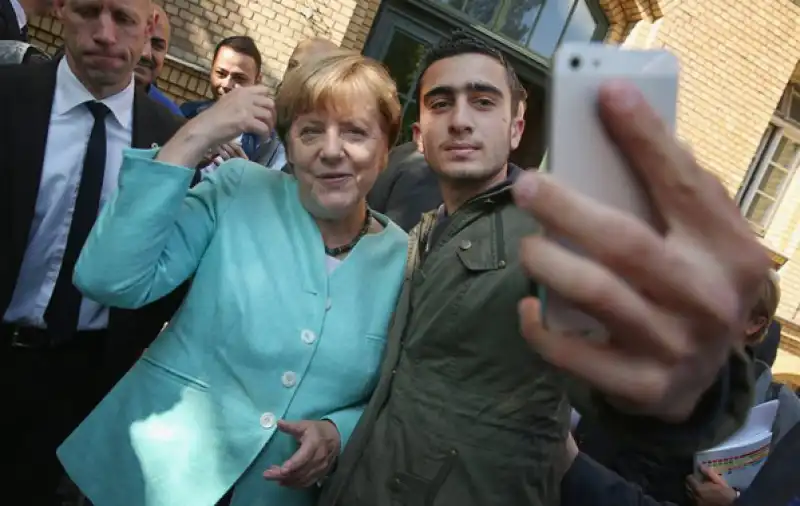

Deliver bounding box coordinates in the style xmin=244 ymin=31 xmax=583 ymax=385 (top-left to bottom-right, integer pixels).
xmin=11 ymin=60 xmax=58 ymax=266
xmin=132 ymin=88 xmax=160 ymax=149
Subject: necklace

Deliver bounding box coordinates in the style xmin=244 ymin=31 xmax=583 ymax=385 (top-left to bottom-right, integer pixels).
xmin=324 ymin=209 xmax=373 ymax=257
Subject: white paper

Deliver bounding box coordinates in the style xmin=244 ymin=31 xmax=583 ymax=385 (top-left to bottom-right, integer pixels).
xmin=694 ymin=400 xmax=779 ymax=490
xmin=570 ymin=408 xmax=581 ymax=431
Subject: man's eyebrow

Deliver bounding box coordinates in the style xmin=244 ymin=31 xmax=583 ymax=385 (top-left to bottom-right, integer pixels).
xmin=422 ymin=82 xmax=504 ymax=101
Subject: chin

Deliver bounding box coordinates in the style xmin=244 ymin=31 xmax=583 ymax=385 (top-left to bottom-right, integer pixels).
xmin=315 ymin=195 xmax=361 ymax=220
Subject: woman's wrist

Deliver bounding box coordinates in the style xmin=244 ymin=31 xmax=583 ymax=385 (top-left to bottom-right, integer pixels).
xmin=156 ymin=121 xmax=219 ymax=168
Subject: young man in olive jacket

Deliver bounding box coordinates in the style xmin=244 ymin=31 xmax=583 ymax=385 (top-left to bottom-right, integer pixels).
xmin=312 ymin=33 xmax=767 ymax=506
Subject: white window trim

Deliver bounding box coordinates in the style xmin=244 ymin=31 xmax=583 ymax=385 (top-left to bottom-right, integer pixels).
xmin=740 ymin=116 xmax=800 ymax=235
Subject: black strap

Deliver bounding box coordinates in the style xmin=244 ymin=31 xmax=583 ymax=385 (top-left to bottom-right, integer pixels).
xmin=44 ymin=101 xmax=110 ymax=338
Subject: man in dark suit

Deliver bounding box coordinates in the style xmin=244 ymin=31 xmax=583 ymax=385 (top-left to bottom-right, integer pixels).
xmin=0 ymin=0 xmax=51 ymax=41
xmin=0 ymin=0 xmax=190 ymax=502
xmin=367 ymin=141 xmax=442 ymax=232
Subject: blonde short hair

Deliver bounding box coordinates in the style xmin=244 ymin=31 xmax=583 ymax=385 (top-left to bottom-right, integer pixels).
xmin=275 ymin=50 xmax=401 ymax=147
xmin=749 ymin=269 xmax=781 ymax=342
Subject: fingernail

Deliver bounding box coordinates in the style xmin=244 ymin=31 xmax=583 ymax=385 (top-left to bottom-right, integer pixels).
xmin=513 ymin=173 xmax=539 ymax=205
xmin=603 ymin=80 xmax=642 ymax=112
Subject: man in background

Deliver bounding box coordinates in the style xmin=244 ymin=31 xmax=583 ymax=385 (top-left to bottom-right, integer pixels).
xmin=0 ymin=0 xmax=50 ymax=41
xmin=134 ymin=3 xmax=181 ymax=116
xmin=0 ymin=0 xmax=190 ymax=502
xmin=180 ymin=35 xmax=262 ymax=118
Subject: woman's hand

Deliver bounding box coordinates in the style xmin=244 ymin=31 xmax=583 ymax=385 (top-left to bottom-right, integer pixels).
xmin=513 ymin=80 xmax=770 ymax=422
xmin=686 ymin=466 xmax=738 ymax=506
xmin=263 ymin=419 xmax=341 ymax=488
xmin=157 ymin=86 xmax=276 ymax=168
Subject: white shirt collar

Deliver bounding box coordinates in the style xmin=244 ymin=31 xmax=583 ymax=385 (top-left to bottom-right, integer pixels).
xmin=9 ymin=0 xmax=26 ymax=30
xmin=53 ymin=57 xmax=135 ymax=129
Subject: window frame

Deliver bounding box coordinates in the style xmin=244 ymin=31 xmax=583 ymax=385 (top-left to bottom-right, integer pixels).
xmin=739 ymin=117 xmax=800 ymax=235
xmin=406 ymin=0 xmax=609 ymax=71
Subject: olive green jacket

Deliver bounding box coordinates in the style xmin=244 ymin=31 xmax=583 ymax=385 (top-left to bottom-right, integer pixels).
xmin=318 ymin=172 xmax=753 ymax=506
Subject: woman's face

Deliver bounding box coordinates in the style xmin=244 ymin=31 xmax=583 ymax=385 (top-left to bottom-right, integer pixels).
xmin=287 ymin=103 xmax=389 ymax=220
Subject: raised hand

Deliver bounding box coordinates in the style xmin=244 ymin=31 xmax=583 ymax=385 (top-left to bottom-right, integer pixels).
xmin=157 ymin=86 xmax=276 ymax=168
xmin=513 ymin=80 xmax=769 ymax=422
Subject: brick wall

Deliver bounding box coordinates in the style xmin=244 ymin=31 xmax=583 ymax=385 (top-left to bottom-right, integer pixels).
xmin=158 ymin=0 xmax=380 ymax=92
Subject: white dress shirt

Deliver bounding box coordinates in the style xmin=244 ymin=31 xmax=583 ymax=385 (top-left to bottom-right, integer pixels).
xmin=9 ymin=0 xmax=25 ymax=32
xmin=3 ymin=58 xmax=135 ymax=330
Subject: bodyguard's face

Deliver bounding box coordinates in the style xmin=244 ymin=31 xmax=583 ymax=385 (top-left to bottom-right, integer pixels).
xmin=57 ymin=0 xmax=152 ymax=93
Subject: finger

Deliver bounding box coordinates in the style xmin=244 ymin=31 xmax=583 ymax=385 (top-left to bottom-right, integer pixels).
xmin=280 ymin=443 xmax=315 ymax=474
xmin=229 ymin=143 xmax=249 ymax=160
xmin=247 ymin=85 xmax=273 ymax=98
xmin=596 ymin=81 xmax=701 ymax=221
xmin=513 ymin=172 xmax=728 ymax=324
xmin=253 ymin=95 xmax=276 ymax=110
xmin=700 ymin=465 xmax=726 ymax=485
xmin=252 ymin=107 xmax=276 ymax=131
xmin=686 ymin=474 xmax=701 ymax=492
xmin=518 ymin=297 xmax=694 ymax=420
xmin=246 ymin=118 xmax=273 ymax=138
xmin=263 ymin=465 xmax=284 ymax=480
xmin=277 ymin=420 xmax=307 ymax=439
xmin=218 ymin=144 xmax=235 ymax=160
xmin=518 ymin=236 xmax=689 ymax=359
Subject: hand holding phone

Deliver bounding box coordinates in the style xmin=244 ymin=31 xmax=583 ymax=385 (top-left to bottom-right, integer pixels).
xmin=512 ymin=43 xmax=770 ymax=420
xmin=541 ymin=43 xmax=679 ymax=338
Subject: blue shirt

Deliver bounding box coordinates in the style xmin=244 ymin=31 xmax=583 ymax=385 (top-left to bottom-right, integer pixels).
xmin=148 ymin=85 xmax=183 ymax=117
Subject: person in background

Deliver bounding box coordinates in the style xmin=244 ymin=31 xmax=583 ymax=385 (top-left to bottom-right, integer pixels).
xmin=57 ymin=50 xmax=407 ymax=506
xmin=575 ymin=269 xmax=799 ymax=506
xmin=366 ymin=140 xmax=440 ymax=232
xmin=0 ymin=0 xmax=50 ymax=41
xmin=0 ymin=38 xmax=49 ymax=63
xmin=744 ymin=270 xmax=800 ymax=448
xmin=318 ymin=32 xmax=763 ymax=506
xmin=0 ymin=0 xmax=191 ymax=503
xmin=180 ymin=35 xmax=262 ymax=119
xmin=134 ymin=3 xmax=182 ymax=116
xmin=562 ymin=426 xmax=800 ymax=506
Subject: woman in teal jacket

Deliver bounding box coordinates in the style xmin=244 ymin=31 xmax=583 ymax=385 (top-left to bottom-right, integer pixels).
xmin=57 ymin=52 xmax=407 ymax=506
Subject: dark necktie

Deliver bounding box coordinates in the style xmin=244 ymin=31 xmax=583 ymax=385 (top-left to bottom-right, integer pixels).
xmin=20 ymin=24 xmax=28 ymax=41
xmin=44 ymin=101 xmax=110 ymax=338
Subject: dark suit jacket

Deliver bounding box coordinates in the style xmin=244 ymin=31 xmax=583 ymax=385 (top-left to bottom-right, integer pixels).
xmin=367 ymin=141 xmax=442 ymax=232
xmin=0 ymin=60 xmax=189 ymax=395
xmin=0 ymin=0 xmax=24 ymax=41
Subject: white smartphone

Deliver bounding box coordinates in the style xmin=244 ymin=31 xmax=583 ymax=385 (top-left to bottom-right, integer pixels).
xmin=541 ymin=42 xmax=680 ymax=338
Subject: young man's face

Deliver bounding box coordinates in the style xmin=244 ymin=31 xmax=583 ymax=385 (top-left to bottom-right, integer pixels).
xmin=210 ymin=45 xmax=260 ymax=99
xmin=413 ymin=53 xmax=524 ymax=184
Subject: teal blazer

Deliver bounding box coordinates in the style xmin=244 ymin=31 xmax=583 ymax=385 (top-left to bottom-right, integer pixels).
xmin=57 ymin=149 xmax=408 ymax=506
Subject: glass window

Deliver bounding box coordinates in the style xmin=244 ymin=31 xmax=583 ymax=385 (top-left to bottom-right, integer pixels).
xmin=740 ymin=125 xmax=800 ymax=233
xmin=429 ymin=0 xmax=604 ymax=59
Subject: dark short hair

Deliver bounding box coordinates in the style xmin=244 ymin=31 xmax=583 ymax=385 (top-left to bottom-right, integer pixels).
xmin=417 ymin=31 xmax=527 ymax=111
xmin=213 ymin=35 xmax=262 ymax=71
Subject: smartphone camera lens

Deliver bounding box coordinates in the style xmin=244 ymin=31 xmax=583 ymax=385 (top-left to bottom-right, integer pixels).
xmin=569 ymin=56 xmax=581 ymax=70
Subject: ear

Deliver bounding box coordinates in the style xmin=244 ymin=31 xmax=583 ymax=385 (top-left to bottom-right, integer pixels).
xmin=509 ymin=105 xmax=526 ymax=151
xmin=744 ymin=316 xmax=768 ymax=343
xmin=411 ymin=122 xmax=424 ymax=155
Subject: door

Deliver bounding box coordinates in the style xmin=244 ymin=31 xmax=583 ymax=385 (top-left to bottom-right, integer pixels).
xmin=364 ymin=8 xmax=443 ymax=145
